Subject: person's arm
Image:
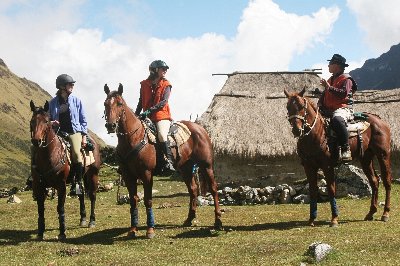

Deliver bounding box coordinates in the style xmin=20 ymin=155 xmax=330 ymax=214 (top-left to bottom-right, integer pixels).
xmin=327 ymin=79 xmax=352 ymax=98
xmin=148 ymin=86 xmax=171 ymax=113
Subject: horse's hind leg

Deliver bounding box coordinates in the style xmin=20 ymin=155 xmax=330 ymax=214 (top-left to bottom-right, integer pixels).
xmin=376 ymin=151 xmax=392 ymax=222
xmin=78 ymin=194 xmax=87 ymax=226
xmin=360 ymin=151 xmax=379 ymax=221
xmin=182 ymin=165 xmax=198 ymax=227
xmin=200 ymin=166 xmax=223 ymax=230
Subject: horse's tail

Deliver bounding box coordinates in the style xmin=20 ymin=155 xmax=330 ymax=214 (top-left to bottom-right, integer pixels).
xmin=197 ymin=170 xmax=209 ymax=197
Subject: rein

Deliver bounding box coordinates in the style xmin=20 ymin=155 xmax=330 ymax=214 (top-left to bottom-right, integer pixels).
xmin=287 ymin=97 xmax=319 ymax=138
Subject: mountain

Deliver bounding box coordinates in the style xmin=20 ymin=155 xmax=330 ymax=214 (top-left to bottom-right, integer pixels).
xmin=0 ymin=59 xmax=106 ymax=188
xmin=350 ymin=43 xmax=400 ymax=90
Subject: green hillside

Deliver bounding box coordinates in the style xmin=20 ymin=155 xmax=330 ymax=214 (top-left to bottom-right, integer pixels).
xmin=0 ymin=59 xmax=106 ymax=188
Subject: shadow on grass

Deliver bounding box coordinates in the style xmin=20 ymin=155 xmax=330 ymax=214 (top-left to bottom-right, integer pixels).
xmin=0 ymin=229 xmax=36 ymax=245
xmin=153 ymin=192 xmax=189 ymax=199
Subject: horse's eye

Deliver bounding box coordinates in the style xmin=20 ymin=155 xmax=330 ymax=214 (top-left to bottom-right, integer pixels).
xmin=117 ymin=102 xmax=123 ymax=106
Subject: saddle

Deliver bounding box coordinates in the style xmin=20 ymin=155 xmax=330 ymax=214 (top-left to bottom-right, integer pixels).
xmin=325 ymin=112 xmax=370 ymax=160
xmin=141 ymin=118 xmax=191 ymax=156
xmin=58 ymin=132 xmax=96 ymax=167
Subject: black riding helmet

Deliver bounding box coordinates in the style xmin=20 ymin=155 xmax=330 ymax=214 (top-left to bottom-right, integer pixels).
xmin=149 ymin=60 xmax=169 ymax=72
xmin=56 ymin=74 xmax=76 ymax=89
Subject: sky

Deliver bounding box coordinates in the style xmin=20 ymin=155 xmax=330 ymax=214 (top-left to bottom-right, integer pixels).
xmin=1 ymin=0 xmax=400 ymax=146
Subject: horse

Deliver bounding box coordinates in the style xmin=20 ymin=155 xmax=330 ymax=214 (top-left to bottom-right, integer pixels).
xmin=103 ymin=83 xmax=222 ymax=238
xmin=30 ymin=100 xmax=101 ymax=240
xmin=284 ymin=88 xmax=392 ymax=227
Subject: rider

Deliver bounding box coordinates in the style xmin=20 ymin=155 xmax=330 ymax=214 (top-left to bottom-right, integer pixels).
xmin=318 ymin=54 xmax=358 ymax=162
xmin=135 ymin=60 xmax=175 ymax=174
xmin=49 ymin=74 xmax=88 ymax=195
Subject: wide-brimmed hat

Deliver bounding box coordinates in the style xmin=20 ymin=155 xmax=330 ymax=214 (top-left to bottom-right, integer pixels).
xmin=327 ymin=54 xmax=349 ymax=67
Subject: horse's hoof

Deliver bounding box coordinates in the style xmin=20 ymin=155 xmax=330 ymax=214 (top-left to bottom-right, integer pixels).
xmin=214 ymin=220 xmax=223 ymax=231
xmin=88 ymin=221 xmax=96 ymax=228
xmin=364 ymin=214 xmax=374 ymax=221
xmin=381 ymin=215 xmax=389 ymax=222
xmin=308 ymin=219 xmax=315 ymax=227
xmin=58 ymin=234 xmax=67 ymax=241
xmin=330 ymin=222 xmax=339 ymax=228
xmin=127 ymin=227 xmax=138 ymax=238
xmin=182 ymin=219 xmax=192 ymax=227
xmin=146 ymin=228 xmax=155 ymax=239
xmin=80 ymin=219 xmax=87 ymax=227
xmin=37 ymin=234 xmax=45 ymax=241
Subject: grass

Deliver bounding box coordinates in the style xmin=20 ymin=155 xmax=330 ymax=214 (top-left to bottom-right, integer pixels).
xmin=1 ymin=166 xmax=400 ymax=265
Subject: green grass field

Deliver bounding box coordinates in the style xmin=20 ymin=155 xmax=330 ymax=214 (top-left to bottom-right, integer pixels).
xmin=1 ymin=166 xmax=400 ymax=265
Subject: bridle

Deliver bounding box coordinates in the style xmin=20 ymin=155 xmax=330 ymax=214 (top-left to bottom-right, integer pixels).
xmin=30 ymin=117 xmax=60 ymax=148
xmin=287 ymin=97 xmax=319 ymax=138
xmin=104 ymin=95 xmax=141 ymax=137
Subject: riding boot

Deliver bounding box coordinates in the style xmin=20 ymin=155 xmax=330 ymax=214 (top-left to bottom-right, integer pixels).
xmin=341 ymin=144 xmax=352 ymax=162
xmin=161 ymin=142 xmax=175 ymax=175
xmin=70 ymin=162 xmax=84 ymax=196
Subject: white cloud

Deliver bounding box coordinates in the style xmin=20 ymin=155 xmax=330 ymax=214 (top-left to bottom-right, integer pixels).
xmin=0 ymin=0 xmax=342 ymax=146
xmin=347 ymin=0 xmax=400 ymax=53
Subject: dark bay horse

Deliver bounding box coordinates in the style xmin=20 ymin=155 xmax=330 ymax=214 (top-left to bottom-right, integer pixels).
xmin=103 ymin=83 xmax=222 ymax=238
xmin=284 ymin=88 xmax=392 ymax=227
xmin=30 ymin=100 xmax=101 ymax=240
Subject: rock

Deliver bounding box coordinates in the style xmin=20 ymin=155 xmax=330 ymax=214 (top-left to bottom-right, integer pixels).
xmin=7 ymin=195 xmax=22 ymax=204
xmin=308 ymin=242 xmax=333 ymax=262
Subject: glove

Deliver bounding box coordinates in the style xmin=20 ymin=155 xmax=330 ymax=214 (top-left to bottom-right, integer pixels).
xmin=140 ymin=110 xmax=151 ymax=119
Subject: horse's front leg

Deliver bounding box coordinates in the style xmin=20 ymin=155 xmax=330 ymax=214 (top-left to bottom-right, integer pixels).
xmin=57 ymin=184 xmax=67 ymax=240
xmin=142 ymin=170 xmax=155 ymax=239
xmin=323 ymin=166 xmax=339 ymax=227
xmin=304 ymin=163 xmax=319 ymax=226
xmin=35 ymin=186 xmax=46 ymax=240
xmin=125 ymin=174 xmax=139 ymax=238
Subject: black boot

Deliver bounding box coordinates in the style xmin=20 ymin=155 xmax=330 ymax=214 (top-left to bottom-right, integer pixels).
xmin=70 ymin=162 xmax=84 ymax=196
xmin=161 ymin=142 xmax=175 ymax=175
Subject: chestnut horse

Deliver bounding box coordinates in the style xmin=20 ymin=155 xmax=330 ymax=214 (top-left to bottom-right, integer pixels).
xmin=103 ymin=83 xmax=222 ymax=238
xmin=30 ymin=100 xmax=101 ymax=240
xmin=284 ymin=88 xmax=392 ymax=227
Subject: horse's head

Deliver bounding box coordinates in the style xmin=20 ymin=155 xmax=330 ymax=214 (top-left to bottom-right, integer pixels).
xmin=30 ymin=100 xmax=51 ymax=147
xmin=284 ymin=87 xmax=317 ymax=138
xmin=103 ymin=83 xmax=126 ymax=133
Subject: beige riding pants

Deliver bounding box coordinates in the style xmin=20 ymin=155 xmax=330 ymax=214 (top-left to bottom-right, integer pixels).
xmin=69 ymin=133 xmax=83 ymax=163
xmin=156 ymin=120 xmax=171 ymax=143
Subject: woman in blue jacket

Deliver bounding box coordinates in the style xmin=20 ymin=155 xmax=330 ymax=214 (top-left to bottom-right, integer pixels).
xmin=49 ymin=74 xmax=88 ymax=195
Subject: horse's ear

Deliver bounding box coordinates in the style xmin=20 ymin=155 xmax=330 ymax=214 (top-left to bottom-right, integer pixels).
xmin=44 ymin=101 xmax=49 ymax=112
xmin=30 ymin=100 xmax=36 ymax=112
xmin=118 ymin=83 xmax=123 ymax=95
xmin=299 ymin=87 xmax=306 ymax=97
xmin=283 ymin=89 xmax=290 ymax=98
xmin=104 ymin=84 xmax=110 ymax=95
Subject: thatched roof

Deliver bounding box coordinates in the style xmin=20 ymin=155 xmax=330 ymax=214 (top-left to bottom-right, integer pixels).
xmin=198 ymin=72 xmax=400 ymax=158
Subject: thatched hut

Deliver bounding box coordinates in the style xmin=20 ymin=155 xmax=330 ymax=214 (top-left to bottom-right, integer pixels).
xmin=198 ymin=72 xmax=400 ymax=186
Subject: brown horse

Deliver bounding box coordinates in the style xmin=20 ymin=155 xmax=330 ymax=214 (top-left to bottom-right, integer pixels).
xmin=103 ymin=83 xmax=222 ymax=238
xmin=284 ymin=88 xmax=392 ymax=227
xmin=30 ymin=100 xmax=101 ymax=240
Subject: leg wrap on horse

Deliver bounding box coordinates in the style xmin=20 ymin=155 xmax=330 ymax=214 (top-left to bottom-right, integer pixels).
xmin=130 ymin=207 xmax=139 ymax=227
xmin=310 ymin=199 xmax=318 ymax=220
xmin=146 ymin=207 xmax=155 ymax=228
xmin=330 ymin=198 xmax=339 ymax=217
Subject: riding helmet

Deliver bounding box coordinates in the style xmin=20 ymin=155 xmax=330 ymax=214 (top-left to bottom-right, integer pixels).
xmin=56 ymin=74 xmax=76 ymax=89
xmin=149 ymin=60 xmax=169 ymax=72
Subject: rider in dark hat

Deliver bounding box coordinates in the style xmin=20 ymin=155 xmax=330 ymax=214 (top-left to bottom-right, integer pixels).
xmin=318 ymin=54 xmax=357 ymax=162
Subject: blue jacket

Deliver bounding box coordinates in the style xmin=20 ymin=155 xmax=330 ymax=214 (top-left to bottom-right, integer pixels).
xmin=49 ymin=95 xmax=88 ymax=135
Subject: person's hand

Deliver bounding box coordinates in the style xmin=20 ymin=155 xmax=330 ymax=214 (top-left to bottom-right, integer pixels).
xmin=51 ymin=120 xmax=60 ymax=126
xmin=81 ymin=135 xmax=87 ymax=148
xmin=140 ymin=110 xmax=151 ymax=119
xmin=320 ymin=78 xmax=329 ymax=89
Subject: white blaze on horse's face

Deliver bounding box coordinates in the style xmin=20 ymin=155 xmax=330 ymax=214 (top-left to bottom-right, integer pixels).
xmin=104 ymin=94 xmax=123 ymax=133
